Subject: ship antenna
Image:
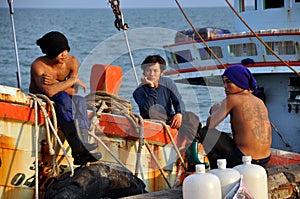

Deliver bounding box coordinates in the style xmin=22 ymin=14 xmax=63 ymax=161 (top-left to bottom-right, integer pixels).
xmin=108 ymin=0 xmax=139 ymax=86
xmin=174 ymin=0 xmax=226 ymax=69
xmin=7 ymin=0 xmax=22 ymax=89
xmin=225 ymin=0 xmax=300 ymax=77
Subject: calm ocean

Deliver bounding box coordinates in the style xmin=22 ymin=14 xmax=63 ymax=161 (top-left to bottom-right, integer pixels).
xmin=0 ymin=7 xmax=234 ymax=130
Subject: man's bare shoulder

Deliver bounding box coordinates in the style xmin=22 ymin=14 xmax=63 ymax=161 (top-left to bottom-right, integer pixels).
xmin=224 ymin=93 xmax=245 ymax=104
xmin=67 ymin=55 xmax=78 ymax=63
xmin=226 ymin=92 xmax=255 ymax=101
xmin=224 ymin=92 xmax=260 ymax=110
xmin=30 ymin=57 xmax=49 ymax=74
xmin=31 ymin=56 xmax=47 ymax=67
xmin=65 ymin=55 xmax=78 ymax=69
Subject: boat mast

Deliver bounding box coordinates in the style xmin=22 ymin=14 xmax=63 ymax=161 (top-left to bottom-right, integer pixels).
xmin=7 ymin=0 xmax=22 ymax=89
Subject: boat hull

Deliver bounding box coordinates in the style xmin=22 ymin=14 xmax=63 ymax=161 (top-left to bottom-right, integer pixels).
xmin=0 ymin=85 xmax=182 ymax=198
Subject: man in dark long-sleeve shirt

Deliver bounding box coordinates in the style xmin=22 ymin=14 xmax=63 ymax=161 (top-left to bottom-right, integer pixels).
xmin=133 ymin=55 xmax=200 ymax=148
xmin=133 ymin=76 xmax=184 ymax=123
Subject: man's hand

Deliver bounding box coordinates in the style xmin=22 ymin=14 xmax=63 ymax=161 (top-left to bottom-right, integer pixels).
xmin=141 ymin=76 xmax=155 ymax=87
xmin=74 ymin=78 xmax=87 ymax=93
xmin=42 ymin=73 xmax=58 ymax=85
xmin=170 ymin=113 xmax=182 ymax=129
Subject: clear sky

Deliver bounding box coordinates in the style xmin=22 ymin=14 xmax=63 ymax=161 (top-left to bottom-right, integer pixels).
xmin=1 ymin=0 xmax=230 ymax=9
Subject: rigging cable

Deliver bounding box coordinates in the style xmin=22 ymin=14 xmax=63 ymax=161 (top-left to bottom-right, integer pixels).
xmin=225 ymin=0 xmax=300 ymax=77
xmin=174 ymin=0 xmax=226 ymax=68
xmin=226 ymin=0 xmax=294 ymax=146
xmin=7 ymin=0 xmax=22 ymax=89
xmin=86 ymin=91 xmax=185 ymax=187
xmin=109 ymin=0 xmax=139 ymax=86
xmin=33 ymin=100 xmax=39 ymax=199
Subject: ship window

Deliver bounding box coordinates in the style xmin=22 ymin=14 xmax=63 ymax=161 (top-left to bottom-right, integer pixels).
xmin=228 ymin=43 xmax=257 ymax=57
xmin=288 ymin=77 xmax=300 ymax=113
xmin=173 ymin=50 xmax=193 ymax=63
xmin=265 ymin=41 xmax=295 ymax=55
xmin=198 ymin=46 xmax=223 ymax=60
xmin=264 ymin=0 xmax=284 ymax=9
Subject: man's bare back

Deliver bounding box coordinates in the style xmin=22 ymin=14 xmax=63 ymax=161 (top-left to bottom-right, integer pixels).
xmin=199 ymin=65 xmax=272 ymax=168
xmin=225 ymin=92 xmax=271 ymax=160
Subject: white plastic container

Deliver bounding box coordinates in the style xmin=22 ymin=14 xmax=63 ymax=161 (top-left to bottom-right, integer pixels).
xmin=209 ymin=159 xmax=240 ymax=198
xmin=233 ymin=156 xmax=268 ymax=199
xmin=182 ymin=164 xmax=221 ymax=199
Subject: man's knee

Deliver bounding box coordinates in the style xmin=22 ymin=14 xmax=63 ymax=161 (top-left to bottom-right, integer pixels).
xmin=194 ymin=125 xmax=207 ymax=143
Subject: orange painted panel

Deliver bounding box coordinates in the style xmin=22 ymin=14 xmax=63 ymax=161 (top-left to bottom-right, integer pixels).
xmin=90 ymin=64 xmax=122 ymax=95
xmin=269 ymin=149 xmax=300 ymax=165
xmin=0 ymin=101 xmax=47 ymax=124
xmin=99 ymin=114 xmax=178 ymax=145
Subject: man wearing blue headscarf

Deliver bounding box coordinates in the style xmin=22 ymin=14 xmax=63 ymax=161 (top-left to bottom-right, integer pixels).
xmin=196 ymin=65 xmax=272 ymax=169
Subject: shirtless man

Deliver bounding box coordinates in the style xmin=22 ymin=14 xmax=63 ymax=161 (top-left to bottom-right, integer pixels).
xmin=197 ymin=65 xmax=272 ymax=169
xmin=30 ymin=31 xmax=101 ymax=165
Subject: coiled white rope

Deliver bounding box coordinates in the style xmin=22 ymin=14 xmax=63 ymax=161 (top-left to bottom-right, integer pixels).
xmin=29 ymin=94 xmax=75 ymax=181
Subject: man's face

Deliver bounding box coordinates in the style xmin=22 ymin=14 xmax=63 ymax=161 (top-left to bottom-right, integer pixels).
xmin=144 ymin=62 xmax=162 ymax=83
xmin=223 ymin=76 xmax=243 ymax=95
xmin=55 ymin=50 xmax=69 ymax=63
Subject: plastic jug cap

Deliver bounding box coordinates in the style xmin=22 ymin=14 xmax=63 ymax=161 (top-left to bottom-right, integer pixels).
xmin=195 ymin=164 xmax=206 ymax=173
xmin=242 ymin=156 xmax=252 ymax=164
xmin=217 ymin=159 xmax=227 ymax=169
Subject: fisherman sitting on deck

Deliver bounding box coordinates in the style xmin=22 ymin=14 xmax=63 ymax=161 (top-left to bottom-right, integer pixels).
xmin=29 ymin=31 xmax=101 ymax=165
xmin=196 ymin=65 xmax=272 ymax=169
xmin=133 ymin=55 xmax=200 ymax=166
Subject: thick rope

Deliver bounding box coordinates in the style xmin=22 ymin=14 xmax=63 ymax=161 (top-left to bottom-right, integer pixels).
xmin=134 ymin=114 xmax=144 ymax=176
xmin=147 ymin=119 xmax=187 ymax=172
xmin=86 ymin=91 xmax=186 ymax=187
xmin=30 ymin=94 xmax=58 ymax=175
xmin=88 ymin=132 xmax=127 ymax=169
xmin=144 ymin=140 xmax=172 ymax=188
xmin=33 ymin=100 xmax=39 ymax=199
xmin=29 ymin=94 xmax=74 ymax=177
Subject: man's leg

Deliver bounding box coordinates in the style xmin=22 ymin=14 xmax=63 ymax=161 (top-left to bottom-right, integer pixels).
xmin=196 ymin=127 xmax=243 ymax=169
xmin=51 ymin=92 xmax=101 ymax=165
xmin=72 ymin=95 xmax=91 ymax=143
xmin=177 ymin=112 xmax=205 ymax=171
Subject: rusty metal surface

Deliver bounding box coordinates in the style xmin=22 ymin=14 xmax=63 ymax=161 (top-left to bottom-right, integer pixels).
xmin=0 ymin=85 xmax=30 ymax=105
xmin=0 ymin=111 xmax=181 ymax=198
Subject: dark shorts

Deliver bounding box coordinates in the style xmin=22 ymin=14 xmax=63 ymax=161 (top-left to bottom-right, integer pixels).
xmin=234 ymin=147 xmax=271 ymax=166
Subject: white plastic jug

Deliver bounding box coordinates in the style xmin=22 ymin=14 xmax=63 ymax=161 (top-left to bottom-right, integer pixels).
xmin=233 ymin=156 xmax=268 ymax=199
xmin=209 ymin=159 xmax=240 ymax=198
xmin=182 ymin=164 xmax=222 ymax=199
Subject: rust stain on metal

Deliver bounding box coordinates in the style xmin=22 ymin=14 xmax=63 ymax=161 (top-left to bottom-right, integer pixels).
xmin=0 ymin=134 xmax=16 ymax=149
xmin=0 ymin=89 xmax=30 ymax=105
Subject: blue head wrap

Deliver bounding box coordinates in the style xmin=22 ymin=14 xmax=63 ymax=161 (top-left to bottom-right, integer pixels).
xmin=223 ymin=65 xmax=257 ymax=91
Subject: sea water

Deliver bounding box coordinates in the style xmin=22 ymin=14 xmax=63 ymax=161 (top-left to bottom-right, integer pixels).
xmin=0 ymin=7 xmax=234 ymax=130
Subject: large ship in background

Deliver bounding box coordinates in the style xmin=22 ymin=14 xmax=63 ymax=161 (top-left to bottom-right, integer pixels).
xmin=164 ymin=0 xmax=300 ymax=153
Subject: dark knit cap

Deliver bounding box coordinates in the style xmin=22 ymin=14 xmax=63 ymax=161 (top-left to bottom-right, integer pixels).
xmin=223 ymin=65 xmax=257 ymax=91
xmin=36 ymin=31 xmax=70 ymax=59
